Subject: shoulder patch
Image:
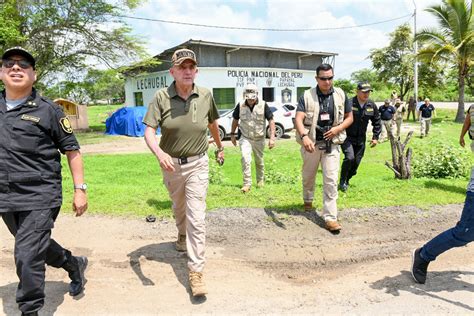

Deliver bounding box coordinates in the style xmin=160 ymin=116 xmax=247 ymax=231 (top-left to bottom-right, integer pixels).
xmin=59 ymin=117 xmax=73 ymax=133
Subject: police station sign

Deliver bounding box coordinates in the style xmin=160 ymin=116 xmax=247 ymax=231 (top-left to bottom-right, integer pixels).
xmin=227 ymin=69 xmax=304 ymax=87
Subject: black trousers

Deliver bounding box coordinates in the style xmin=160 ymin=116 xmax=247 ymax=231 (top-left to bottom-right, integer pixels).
xmin=340 ymin=138 xmax=366 ymax=185
xmin=2 ymin=207 xmax=70 ymax=314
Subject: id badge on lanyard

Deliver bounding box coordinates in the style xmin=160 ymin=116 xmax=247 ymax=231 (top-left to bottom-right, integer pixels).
xmin=320 ymin=112 xmax=330 ymax=121
xmin=319 ymin=95 xmax=331 ymax=122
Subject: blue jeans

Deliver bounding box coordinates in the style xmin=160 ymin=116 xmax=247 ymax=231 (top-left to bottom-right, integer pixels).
xmin=421 ymin=191 xmax=474 ymax=262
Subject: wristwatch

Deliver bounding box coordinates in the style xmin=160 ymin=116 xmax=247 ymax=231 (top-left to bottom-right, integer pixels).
xmin=74 ymin=183 xmax=88 ymax=191
xmin=216 ymin=146 xmax=224 ymax=152
xmin=300 ymin=133 xmax=308 ymax=140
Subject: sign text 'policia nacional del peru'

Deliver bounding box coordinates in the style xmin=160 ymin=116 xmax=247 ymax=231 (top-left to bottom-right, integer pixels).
xmin=227 ymin=69 xmax=303 ymax=88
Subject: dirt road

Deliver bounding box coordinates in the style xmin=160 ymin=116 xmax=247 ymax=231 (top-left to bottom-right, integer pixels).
xmin=1 ymin=205 xmax=473 ymax=315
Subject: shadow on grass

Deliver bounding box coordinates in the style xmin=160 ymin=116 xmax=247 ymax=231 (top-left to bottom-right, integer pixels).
xmin=371 ymin=270 xmax=474 ymax=311
xmin=147 ymin=198 xmax=172 ymax=211
xmin=128 ymin=242 xmax=206 ymax=304
xmin=424 ymin=180 xmax=466 ymax=195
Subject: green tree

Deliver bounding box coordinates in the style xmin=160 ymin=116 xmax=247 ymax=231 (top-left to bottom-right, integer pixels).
xmin=334 ymin=79 xmax=355 ymax=95
xmin=370 ymin=24 xmax=415 ymax=101
xmin=350 ymin=68 xmax=382 ymax=90
xmin=0 ymin=0 xmax=149 ymax=82
xmin=83 ymin=69 xmax=125 ymax=103
xmin=415 ymin=0 xmax=474 ymax=122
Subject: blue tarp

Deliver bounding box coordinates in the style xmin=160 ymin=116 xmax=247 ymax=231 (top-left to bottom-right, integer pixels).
xmin=105 ymin=107 xmax=159 ymax=137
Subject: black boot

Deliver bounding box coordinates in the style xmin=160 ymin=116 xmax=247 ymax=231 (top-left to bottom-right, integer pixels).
xmin=21 ymin=312 xmax=39 ymax=316
xmin=62 ymin=255 xmax=88 ymax=296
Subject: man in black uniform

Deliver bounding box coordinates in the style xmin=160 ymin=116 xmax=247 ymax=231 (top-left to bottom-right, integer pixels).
xmin=339 ymin=82 xmax=381 ymax=192
xmin=0 ymin=47 xmax=88 ymax=316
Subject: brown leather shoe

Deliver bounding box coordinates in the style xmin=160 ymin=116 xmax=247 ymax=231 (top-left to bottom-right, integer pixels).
xmin=303 ymin=201 xmax=313 ymax=211
xmin=325 ymin=220 xmax=342 ymax=232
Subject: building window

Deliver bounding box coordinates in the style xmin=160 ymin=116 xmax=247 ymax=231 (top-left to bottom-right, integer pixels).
xmin=297 ymin=87 xmax=311 ymax=100
xmin=134 ymin=92 xmax=144 ymax=106
xmin=213 ymin=88 xmax=235 ymax=109
xmin=262 ymin=87 xmax=274 ymax=102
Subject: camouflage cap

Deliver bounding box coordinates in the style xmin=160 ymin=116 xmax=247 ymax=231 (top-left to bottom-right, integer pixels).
xmin=171 ymin=48 xmax=197 ymax=66
xmin=244 ymin=83 xmax=258 ymax=100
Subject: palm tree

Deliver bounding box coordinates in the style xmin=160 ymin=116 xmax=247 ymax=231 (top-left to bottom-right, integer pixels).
xmin=415 ymin=0 xmax=474 ymax=122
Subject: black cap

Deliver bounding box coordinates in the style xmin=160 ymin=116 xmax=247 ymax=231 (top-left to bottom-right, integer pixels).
xmin=2 ymin=47 xmax=35 ymax=69
xmin=357 ymin=82 xmax=373 ymax=92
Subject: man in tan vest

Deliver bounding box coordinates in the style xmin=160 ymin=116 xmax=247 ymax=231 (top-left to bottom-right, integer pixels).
xmin=294 ymin=64 xmax=353 ymax=232
xmin=230 ymin=84 xmax=276 ymax=192
xmin=393 ymin=98 xmax=406 ymax=139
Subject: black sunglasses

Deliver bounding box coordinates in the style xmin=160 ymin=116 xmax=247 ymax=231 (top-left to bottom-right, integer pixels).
xmin=317 ymin=76 xmax=334 ymax=81
xmin=2 ymin=59 xmax=33 ymax=69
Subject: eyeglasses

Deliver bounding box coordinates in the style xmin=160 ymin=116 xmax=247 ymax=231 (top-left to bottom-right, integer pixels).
xmin=2 ymin=59 xmax=33 ymax=69
xmin=317 ymin=76 xmax=334 ymax=81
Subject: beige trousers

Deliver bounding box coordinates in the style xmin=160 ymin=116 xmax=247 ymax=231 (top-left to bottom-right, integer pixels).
xmin=380 ymin=120 xmax=395 ymax=141
xmin=420 ymin=117 xmax=432 ymax=136
xmin=239 ymin=136 xmax=265 ymax=186
xmin=395 ymin=118 xmax=403 ymax=138
xmin=300 ymin=144 xmax=340 ymax=221
xmin=162 ymin=154 xmax=209 ymax=272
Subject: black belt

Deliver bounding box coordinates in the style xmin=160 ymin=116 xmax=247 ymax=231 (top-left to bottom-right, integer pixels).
xmin=172 ymin=152 xmax=206 ymax=165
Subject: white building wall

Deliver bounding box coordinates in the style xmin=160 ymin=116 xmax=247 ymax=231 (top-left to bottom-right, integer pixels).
xmin=125 ymin=67 xmax=317 ymax=107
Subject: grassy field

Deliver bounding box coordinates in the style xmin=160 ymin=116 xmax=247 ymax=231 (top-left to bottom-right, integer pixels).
xmin=59 ymin=107 xmax=474 ymax=218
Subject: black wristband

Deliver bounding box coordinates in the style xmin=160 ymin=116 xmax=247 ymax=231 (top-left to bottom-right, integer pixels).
xmin=300 ymin=133 xmax=308 ymax=140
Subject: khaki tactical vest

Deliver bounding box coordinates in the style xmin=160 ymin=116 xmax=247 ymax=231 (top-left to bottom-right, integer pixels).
xmin=296 ymin=87 xmax=346 ymax=145
xmin=239 ymin=99 xmax=266 ymax=140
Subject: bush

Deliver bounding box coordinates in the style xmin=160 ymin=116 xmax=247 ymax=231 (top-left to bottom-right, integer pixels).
xmin=412 ymin=144 xmax=471 ymax=179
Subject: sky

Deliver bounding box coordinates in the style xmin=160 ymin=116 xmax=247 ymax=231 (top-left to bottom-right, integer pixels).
xmin=123 ymin=0 xmax=440 ymax=79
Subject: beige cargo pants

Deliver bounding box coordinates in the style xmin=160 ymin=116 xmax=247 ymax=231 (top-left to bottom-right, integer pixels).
xmin=300 ymin=143 xmax=340 ymax=221
xmin=395 ymin=118 xmax=403 ymax=138
xmin=239 ymin=136 xmax=265 ymax=187
xmin=420 ymin=117 xmax=432 ymax=137
xmin=380 ymin=119 xmax=395 ymax=141
xmin=162 ymin=154 xmax=209 ymax=272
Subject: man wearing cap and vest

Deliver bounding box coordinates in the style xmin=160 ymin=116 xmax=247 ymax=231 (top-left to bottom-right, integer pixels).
xmin=379 ymin=99 xmax=396 ymax=142
xmin=411 ymin=105 xmax=474 ymax=284
xmin=339 ymin=82 xmax=381 ymax=192
xmin=0 ymin=47 xmax=88 ymax=316
xmin=230 ymin=84 xmax=276 ymax=193
xmin=418 ymin=98 xmax=436 ymax=138
xmin=393 ymin=98 xmax=406 ymax=139
xmin=143 ymin=48 xmax=224 ymax=297
xmin=294 ymin=63 xmax=353 ymax=232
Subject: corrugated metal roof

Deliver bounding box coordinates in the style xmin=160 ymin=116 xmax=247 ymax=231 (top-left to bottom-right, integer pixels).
xmin=157 ymin=39 xmax=337 ymax=58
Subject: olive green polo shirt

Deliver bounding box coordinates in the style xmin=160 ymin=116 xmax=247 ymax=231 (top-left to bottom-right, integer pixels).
xmin=143 ymin=81 xmax=219 ymax=157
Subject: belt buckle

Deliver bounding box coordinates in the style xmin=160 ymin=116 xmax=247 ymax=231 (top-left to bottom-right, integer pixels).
xmin=178 ymin=157 xmax=188 ymax=165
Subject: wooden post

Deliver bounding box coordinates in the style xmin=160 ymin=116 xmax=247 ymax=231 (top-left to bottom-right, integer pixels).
xmin=385 ymin=131 xmax=413 ymax=179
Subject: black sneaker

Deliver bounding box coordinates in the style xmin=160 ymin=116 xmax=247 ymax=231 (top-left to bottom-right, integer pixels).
xmin=411 ymin=248 xmax=429 ymax=284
